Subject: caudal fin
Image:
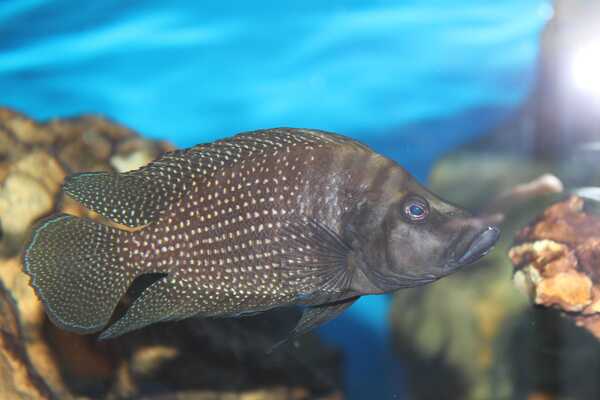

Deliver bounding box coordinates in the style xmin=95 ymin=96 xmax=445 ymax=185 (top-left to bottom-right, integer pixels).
xmin=24 ymin=214 xmax=140 ymax=334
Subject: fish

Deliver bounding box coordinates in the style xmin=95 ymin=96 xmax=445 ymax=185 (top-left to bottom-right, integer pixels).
xmin=23 ymin=128 xmax=500 ymax=346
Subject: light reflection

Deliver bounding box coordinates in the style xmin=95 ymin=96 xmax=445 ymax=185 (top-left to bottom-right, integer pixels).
xmin=571 ymin=41 xmax=600 ymax=98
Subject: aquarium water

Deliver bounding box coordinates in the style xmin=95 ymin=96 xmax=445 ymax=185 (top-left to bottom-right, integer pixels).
xmin=0 ymin=1 xmax=551 ymax=398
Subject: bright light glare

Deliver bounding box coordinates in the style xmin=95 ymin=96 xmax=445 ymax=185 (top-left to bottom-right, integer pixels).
xmin=571 ymin=42 xmax=600 ymax=98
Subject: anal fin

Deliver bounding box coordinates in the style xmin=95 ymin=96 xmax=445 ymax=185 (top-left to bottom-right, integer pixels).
xmin=269 ymin=296 xmax=359 ymax=352
xmin=99 ymin=274 xmax=195 ymax=339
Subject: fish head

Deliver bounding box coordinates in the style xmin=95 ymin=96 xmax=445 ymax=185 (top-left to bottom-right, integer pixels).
xmin=348 ymin=177 xmax=500 ymax=294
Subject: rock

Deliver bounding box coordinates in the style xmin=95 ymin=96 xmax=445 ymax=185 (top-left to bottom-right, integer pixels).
xmin=510 ymin=196 xmax=600 ymax=340
xmin=575 ymin=239 xmax=600 ymax=282
xmin=536 ymin=270 xmax=592 ymax=312
xmin=0 ymin=281 xmax=55 ymax=399
xmin=0 ymin=255 xmax=71 ymax=398
xmin=510 ymin=239 xmax=592 ymax=313
xmin=0 ymin=107 xmax=344 ymax=399
xmin=0 ymin=152 xmax=65 ymax=256
xmin=1 ymin=109 xmax=55 ymax=146
xmin=129 ymin=345 xmax=179 ymax=377
xmin=136 ymin=386 xmax=341 ymax=400
xmin=102 ymin=311 xmax=342 ymax=399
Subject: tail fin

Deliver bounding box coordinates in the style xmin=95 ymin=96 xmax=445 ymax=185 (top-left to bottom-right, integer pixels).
xmin=24 ymin=214 xmax=140 ymax=334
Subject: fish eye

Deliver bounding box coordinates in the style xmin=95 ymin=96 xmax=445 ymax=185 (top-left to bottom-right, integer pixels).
xmin=402 ymin=196 xmax=429 ymax=223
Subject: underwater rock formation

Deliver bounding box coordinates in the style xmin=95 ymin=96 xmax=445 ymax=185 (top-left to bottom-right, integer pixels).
xmin=0 ymin=108 xmax=343 ymax=399
xmin=0 ymin=281 xmax=54 ymax=400
xmin=510 ymin=196 xmax=600 ymax=340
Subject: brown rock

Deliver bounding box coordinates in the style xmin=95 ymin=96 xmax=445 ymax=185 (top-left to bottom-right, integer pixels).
xmin=576 ymin=238 xmax=600 ymax=282
xmin=527 ymin=393 xmax=556 ymax=400
xmin=509 ymin=240 xmax=572 ymax=274
xmin=130 ymin=345 xmax=179 ymax=377
xmin=0 ymin=257 xmax=45 ymax=333
xmin=575 ymin=315 xmax=600 ymax=341
xmin=583 ymin=286 xmax=600 ymax=315
xmin=46 ymin=327 xmax=115 ymax=383
xmin=58 ymin=134 xmax=112 ymax=172
xmin=535 ymin=270 xmax=592 ymax=312
xmin=510 ymin=196 xmax=600 ymax=340
xmin=137 ymin=386 xmax=341 ymax=400
xmin=0 ymin=152 xmax=65 ymax=257
xmin=0 ymin=282 xmax=55 ymax=399
xmin=0 ymin=109 xmax=54 ymax=146
xmin=515 ymin=196 xmax=600 ymax=245
xmin=0 ymin=126 xmax=26 ymax=163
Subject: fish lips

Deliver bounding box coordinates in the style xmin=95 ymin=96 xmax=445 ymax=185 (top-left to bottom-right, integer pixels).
xmin=423 ymin=225 xmax=500 ymax=280
xmin=454 ymin=225 xmax=501 ymax=266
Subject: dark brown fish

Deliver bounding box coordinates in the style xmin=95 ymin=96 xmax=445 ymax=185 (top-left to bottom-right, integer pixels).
xmin=23 ymin=128 xmax=499 ymax=345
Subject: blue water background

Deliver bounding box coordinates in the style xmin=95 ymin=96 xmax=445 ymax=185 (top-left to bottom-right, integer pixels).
xmin=0 ymin=1 xmax=551 ymax=398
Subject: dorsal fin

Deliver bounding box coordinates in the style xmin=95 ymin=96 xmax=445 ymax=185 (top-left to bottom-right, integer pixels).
xmin=62 ymin=147 xmax=205 ymax=227
xmin=63 ymin=128 xmax=366 ymax=227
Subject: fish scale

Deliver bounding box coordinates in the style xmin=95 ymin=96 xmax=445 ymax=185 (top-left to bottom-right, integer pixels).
xmin=97 ymin=133 xmax=356 ymax=338
xmin=24 ymin=128 xmax=500 ymax=347
xmin=129 ymin=143 xmax=337 ymax=312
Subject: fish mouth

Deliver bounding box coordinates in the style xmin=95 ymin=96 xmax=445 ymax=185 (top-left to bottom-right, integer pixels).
xmin=455 ymin=225 xmax=500 ymax=265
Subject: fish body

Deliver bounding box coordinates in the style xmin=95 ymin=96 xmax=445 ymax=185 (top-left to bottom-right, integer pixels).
xmin=24 ymin=128 xmax=499 ymax=342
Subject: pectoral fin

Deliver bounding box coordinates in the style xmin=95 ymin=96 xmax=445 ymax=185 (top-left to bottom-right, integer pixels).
xmin=279 ymin=217 xmax=354 ymax=293
xmin=268 ymin=296 xmax=359 ymax=352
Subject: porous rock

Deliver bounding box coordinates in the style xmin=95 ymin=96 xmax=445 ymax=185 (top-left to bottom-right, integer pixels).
xmin=0 ymin=281 xmax=55 ymax=400
xmin=510 ymin=196 xmax=600 ymax=340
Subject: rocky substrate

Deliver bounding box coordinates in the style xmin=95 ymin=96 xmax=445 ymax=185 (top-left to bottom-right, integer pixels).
xmin=510 ymin=196 xmax=600 ymax=340
xmin=0 ymin=108 xmax=343 ymax=400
